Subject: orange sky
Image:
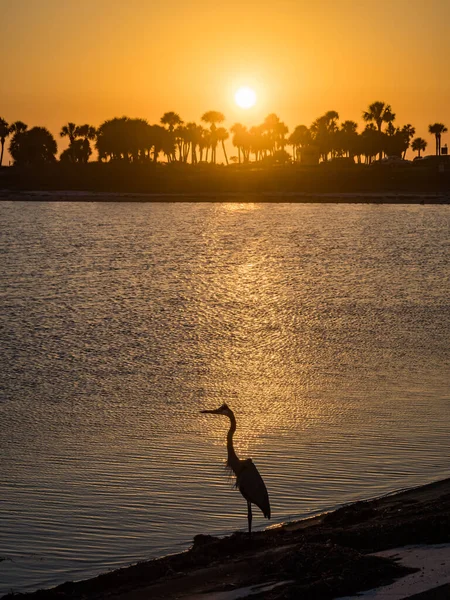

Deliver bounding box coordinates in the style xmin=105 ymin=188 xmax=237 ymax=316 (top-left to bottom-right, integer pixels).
xmin=2 ymin=0 xmax=449 ymax=160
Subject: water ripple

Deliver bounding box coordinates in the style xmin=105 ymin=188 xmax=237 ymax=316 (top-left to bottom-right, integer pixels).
xmin=0 ymin=201 xmax=449 ymax=595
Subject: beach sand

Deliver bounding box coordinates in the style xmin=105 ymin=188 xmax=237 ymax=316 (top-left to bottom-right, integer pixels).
xmin=4 ymin=478 xmax=450 ymax=600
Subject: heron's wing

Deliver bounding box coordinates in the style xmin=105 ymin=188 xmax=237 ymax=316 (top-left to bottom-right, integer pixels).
xmin=236 ymin=460 xmax=271 ymax=519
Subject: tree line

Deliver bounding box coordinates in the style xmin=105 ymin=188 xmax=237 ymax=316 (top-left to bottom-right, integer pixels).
xmin=0 ymin=102 xmax=447 ymax=167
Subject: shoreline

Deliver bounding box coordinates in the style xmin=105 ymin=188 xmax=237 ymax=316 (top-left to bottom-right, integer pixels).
xmin=5 ymin=477 xmax=450 ymax=600
xmin=1 ymin=189 xmax=450 ymax=203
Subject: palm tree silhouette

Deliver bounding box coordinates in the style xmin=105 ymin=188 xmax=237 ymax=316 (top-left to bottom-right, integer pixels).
xmin=193 ymin=123 xmax=205 ymax=164
xmin=75 ymin=125 xmax=97 ymax=163
xmin=249 ymin=125 xmax=266 ymax=162
xmin=0 ymin=118 xmax=10 ymax=166
xmin=216 ymin=127 xmax=229 ymax=165
xmin=201 ymin=111 xmax=225 ymax=163
xmin=60 ymin=122 xmax=78 ymax=144
xmin=338 ymin=120 xmax=358 ymax=159
xmin=8 ymin=121 xmax=28 ymax=163
xmin=230 ymin=123 xmax=243 ymax=163
xmin=60 ymin=123 xmax=82 ymax=161
xmin=363 ymin=102 xmax=395 ymax=132
xmin=288 ymin=125 xmax=311 ymax=162
xmin=149 ymin=124 xmax=171 ymax=163
xmin=60 ymin=139 xmax=92 ymax=163
xmin=361 ymin=124 xmax=382 ymax=164
xmin=160 ymin=113 xmax=183 ymax=162
xmin=411 ymin=137 xmax=427 ymax=158
xmin=96 ymin=117 xmax=152 ymax=162
xmin=400 ymin=124 xmax=416 ymax=158
xmin=9 ymin=121 xmax=28 ymax=136
xmin=59 ymin=124 xmax=96 ymax=163
xmin=76 ymin=124 xmax=96 ymax=141
xmin=160 ymin=112 xmax=183 ymax=132
xmin=198 ymin=128 xmax=210 ymax=162
xmin=181 ymin=122 xmax=205 ymax=164
xmin=10 ymin=127 xmax=57 ymax=165
xmin=310 ymin=111 xmax=339 ymax=161
xmin=428 ymin=123 xmax=448 ymax=155
xmin=363 ymin=102 xmax=396 ymax=159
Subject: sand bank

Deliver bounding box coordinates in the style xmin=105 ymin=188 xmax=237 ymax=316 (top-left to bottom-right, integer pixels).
xmin=4 ymin=478 xmax=450 ymax=600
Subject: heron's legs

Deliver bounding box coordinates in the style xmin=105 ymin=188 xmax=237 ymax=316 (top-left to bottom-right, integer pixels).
xmin=247 ymin=501 xmax=252 ymax=535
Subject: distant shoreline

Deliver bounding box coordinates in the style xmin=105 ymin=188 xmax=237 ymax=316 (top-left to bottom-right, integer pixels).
xmin=1 ymin=190 xmax=449 ymax=203
xmin=1 ymin=161 xmax=450 ymax=201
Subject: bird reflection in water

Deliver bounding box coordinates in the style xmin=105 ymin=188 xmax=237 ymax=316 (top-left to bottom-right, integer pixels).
xmin=201 ymin=403 xmax=271 ymax=534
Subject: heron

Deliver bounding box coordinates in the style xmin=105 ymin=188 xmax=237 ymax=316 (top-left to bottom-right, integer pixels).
xmin=200 ymin=403 xmax=270 ymax=534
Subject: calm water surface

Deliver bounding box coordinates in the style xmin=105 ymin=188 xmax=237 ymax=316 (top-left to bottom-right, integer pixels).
xmin=0 ymin=201 xmax=449 ymax=595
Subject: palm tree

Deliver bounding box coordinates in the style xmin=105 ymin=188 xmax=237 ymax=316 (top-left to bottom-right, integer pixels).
xmin=411 ymin=137 xmax=427 ymax=158
xmin=428 ymin=123 xmax=448 ymax=155
xmin=385 ymin=122 xmax=397 ymax=137
xmin=160 ymin=112 xmax=183 ymax=133
xmin=262 ymin=113 xmax=279 ymax=155
xmin=383 ymin=125 xmax=413 ymax=158
xmin=199 ymin=129 xmax=211 ymax=162
xmin=249 ymin=124 xmax=267 ymax=162
xmin=173 ymin=124 xmax=185 ymax=162
xmin=59 ymin=124 xmax=96 ymax=163
xmin=216 ymin=127 xmax=229 ymax=165
xmin=8 ymin=121 xmax=28 ymax=163
xmin=76 ymin=124 xmax=96 ymax=141
xmin=288 ymin=125 xmax=311 ymax=162
xmin=310 ymin=111 xmax=339 ymax=161
xmin=60 ymin=123 xmax=81 ymax=162
xmin=0 ymin=118 xmax=10 ymax=166
xmin=363 ymin=102 xmax=396 ymax=159
xmin=60 ymin=139 xmax=92 ymax=163
xmin=230 ymin=123 xmax=248 ymax=164
xmin=260 ymin=114 xmax=289 ymax=156
xmin=96 ymin=117 xmax=147 ymax=162
xmin=9 ymin=127 xmax=57 ymax=165
xmin=400 ymin=124 xmax=415 ymax=158
xmin=60 ymin=122 xmax=79 ymax=144
xmin=160 ymin=112 xmax=183 ymax=161
xmin=183 ymin=122 xmax=204 ymax=164
xmin=360 ymin=123 xmax=382 ymax=164
xmin=149 ymin=124 xmax=171 ymax=163
xmin=363 ymin=102 xmax=396 ymax=132
xmin=182 ymin=122 xmax=194 ymax=163
xmin=201 ymin=110 xmax=225 ymax=129
xmin=273 ymin=121 xmax=289 ymax=152
xmin=9 ymin=121 xmax=28 ymax=136
xmin=201 ymin=111 xmax=225 ymax=163
xmin=338 ymin=120 xmax=358 ymax=159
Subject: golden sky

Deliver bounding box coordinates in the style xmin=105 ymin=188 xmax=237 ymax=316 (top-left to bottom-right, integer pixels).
xmin=2 ymin=0 xmax=449 ymax=157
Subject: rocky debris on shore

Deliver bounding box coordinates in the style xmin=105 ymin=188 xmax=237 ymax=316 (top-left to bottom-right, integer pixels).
xmin=4 ymin=478 xmax=450 ymax=600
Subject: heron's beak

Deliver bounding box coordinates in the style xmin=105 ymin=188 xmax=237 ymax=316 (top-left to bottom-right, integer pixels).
xmin=200 ymin=408 xmax=221 ymax=414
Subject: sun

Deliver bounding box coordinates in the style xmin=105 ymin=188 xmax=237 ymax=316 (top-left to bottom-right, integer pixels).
xmin=234 ymin=86 xmax=257 ymax=109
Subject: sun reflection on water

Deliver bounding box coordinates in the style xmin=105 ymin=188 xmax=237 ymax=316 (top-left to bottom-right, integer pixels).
xmin=221 ymin=202 xmax=259 ymax=214
xmin=195 ymin=204 xmax=319 ymax=457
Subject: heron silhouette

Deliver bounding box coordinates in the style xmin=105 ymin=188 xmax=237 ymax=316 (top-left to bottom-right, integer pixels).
xmin=201 ymin=403 xmax=270 ymax=534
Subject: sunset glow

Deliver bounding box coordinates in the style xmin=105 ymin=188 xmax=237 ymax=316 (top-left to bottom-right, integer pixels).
xmin=2 ymin=0 xmax=450 ymax=595
xmin=1 ymin=1 xmax=449 ymax=165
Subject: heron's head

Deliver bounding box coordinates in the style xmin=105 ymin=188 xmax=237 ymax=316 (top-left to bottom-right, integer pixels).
xmin=200 ymin=402 xmax=233 ymax=418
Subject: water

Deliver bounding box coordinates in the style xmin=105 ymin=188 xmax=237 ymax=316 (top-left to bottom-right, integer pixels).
xmin=0 ymin=201 xmax=449 ymax=596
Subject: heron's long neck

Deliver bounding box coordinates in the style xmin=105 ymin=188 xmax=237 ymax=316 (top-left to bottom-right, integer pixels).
xmin=226 ymin=412 xmax=240 ymax=474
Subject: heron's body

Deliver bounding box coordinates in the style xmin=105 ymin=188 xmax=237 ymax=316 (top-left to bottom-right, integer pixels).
xmin=201 ymin=403 xmax=270 ymax=533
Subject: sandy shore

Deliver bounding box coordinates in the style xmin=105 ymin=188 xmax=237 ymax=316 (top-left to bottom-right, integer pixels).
xmin=1 ymin=189 xmax=450 ymax=203
xmin=4 ymin=477 xmax=450 ymax=600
